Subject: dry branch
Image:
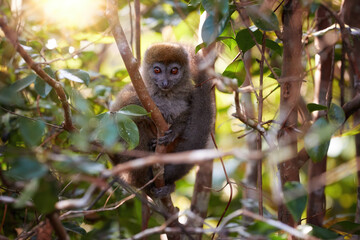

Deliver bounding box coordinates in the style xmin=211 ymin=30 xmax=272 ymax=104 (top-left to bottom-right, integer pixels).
xmin=110 ymin=148 xmax=261 ymax=175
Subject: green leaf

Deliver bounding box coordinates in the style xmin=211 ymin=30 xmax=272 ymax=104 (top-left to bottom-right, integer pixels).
xmin=35 ymin=67 xmax=54 ymax=98
xmin=265 ymin=39 xmax=282 ymax=56
xmin=116 ymin=113 xmax=139 ymax=150
xmin=0 ymin=87 xmax=24 ymax=106
xmin=8 ymin=74 xmax=36 ymax=92
xmin=236 ymin=31 xmax=282 ymax=55
xmin=195 ymin=42 xmax=207 ymax=53
xmin=283 ymin=181 xmax=307 ymax=223
xmin=33 ymin=177 xmax=58 ymax=214
xmin=219 ymin=0 xmax=229 ymax=16
xmin=93 ymin=110 xmax=140 ymax=149
xmin=219 ymin=25 xmax=237 ymax=50
xmin=6 ymin=157 xmax=48 ymax=181
xmin=95 ymin=113 xmax=119 ymax=147
xmin=114 ymin=69 xmax=129 ymax=80
xmin=18 ymin=118 xmax=46 ymax=147
xmin=94 ymin=85 xmax=111 ymax=98
xmin=14 ymin=178 xmax=39 ymax=208
xmin=222 ymin=60 xmax=245 ymax=86
xmin=220 ymin=37 xmax=237 ymax=50
xmin=35 ymin=77 xmax=52 ymax=98
xmin=201 ymin=15 xmax=218 ymax=44
xmin=310 ymin=3 xmax=321 ymax=14
xmin=342 ymin=124 xmax=360 ymax=137
xmin=235 ymin=28 xmax=262 ymax=53
xmin=118 ymin=105 xmax=149 ymax=117
xmin=245 ymin=5 xmax=280 ymax=31
xmin=70 ymin=131 xmax=90 ymax=152
xmin=28 ymin=40 xmax=43 ymax=52
xmin=304 ymin=118 xmax=332 ymax=162
xmin=307 ymin=224 xmax=340 ymax=239
xmin=267 ymin=67 xmax=281 ymax=79
xmin=307 ymin=103 xmax=327 ymax=113
xmin=70 ymin=89 xmax=93 ymax=116
xmin=0 ymin=73 xmax=35 ymax=106
xmin=269 ymin=233 xmax=288 ymax=240
xmin=247 ymin=221 xmax=279 ymax=236
xmin=201 ymin=0 xmax=229 ymax=16
xmin=330 ymin=221 xmax=360 ymax=235
xmin=96 ymin=112 xmax=108 ymax=120
xmin=58 ymin=69 xmax=91 ymax=86
xmin=328 ymin=103 xmax=345 ymax=128
xmin=188 ymin=0 xmax=201 ymax=7
xmin=63 ymin=222 xmax=86 ymax=235
xmin=201 ymin=12 xmax=229 ymax=45
xmin=56 ymin=156 xmax=105 ymax=175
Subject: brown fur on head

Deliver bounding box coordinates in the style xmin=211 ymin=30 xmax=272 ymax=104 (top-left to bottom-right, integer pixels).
xmin=144 ymin=43 xmax=189 ymax=66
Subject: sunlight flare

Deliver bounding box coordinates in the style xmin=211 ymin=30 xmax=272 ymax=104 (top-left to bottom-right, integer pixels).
xmin=36 ymin=0 xmax=103 ymax=28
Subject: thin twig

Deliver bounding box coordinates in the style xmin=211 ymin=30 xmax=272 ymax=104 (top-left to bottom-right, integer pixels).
xmin=210 ymin=133 xmax=233 ymax=240
xmin=321 ymin=3 xmax=360 ymax=80
xmin=128 ymin=0 xmax=133 ymax=49
xmin=233 ymin=92 xmax=276 ymax=148
xmin=0 ymin=106 xmax=62 ymax=129
xmin=235 ymin=4 xmax=280 ymax=81
xmin=37 ymin=28 xmax=111 ymax=65
xmin=257 ymin=31 xmax=266 ymax=216
xmin=134 ymin=0 xmax=141 ymax=62
xmin=340 ymin=41 xmax=346 ymax=106
xmin=0 ymin=204 xmax=7 ymax=234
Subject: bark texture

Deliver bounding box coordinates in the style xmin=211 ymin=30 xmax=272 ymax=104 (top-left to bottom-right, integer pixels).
xmin=307 ymin=5 xmax=333 ymax=226
xmin=278 ymin=0 xmax=303 ymax=227
xmin=340 ymin=0 xmax=360 ymax=224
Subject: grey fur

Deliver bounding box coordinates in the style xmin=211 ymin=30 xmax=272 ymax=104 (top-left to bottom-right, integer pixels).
xmin=109 ymin=43 xmax=214 ymax=197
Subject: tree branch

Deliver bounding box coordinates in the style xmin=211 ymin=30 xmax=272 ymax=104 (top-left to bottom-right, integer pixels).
xmin=47 ymin=212 xmax=69 ymax=240
xmin=110 ymin=148 xmax=261 ymax=176
xmin=0 ymin=15 xmax=76 ymax=132
xmin=105 ymin=0 xmax=177 ymax=231
xmin=321 ymin=3 xmax=360 ymax=81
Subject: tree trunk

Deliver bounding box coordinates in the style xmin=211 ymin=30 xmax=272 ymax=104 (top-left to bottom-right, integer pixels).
xmin=278 ymin=0 xmax=303 ymax=227
xmin=339 ymin=0 xmax=360 ymax=224
xmin=306 ymin=5 xmax=334 ymax=226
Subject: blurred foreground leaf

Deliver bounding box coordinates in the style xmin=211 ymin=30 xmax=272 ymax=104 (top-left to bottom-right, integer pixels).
xmin=18 ymin=118 xmax=46 ymax=147
xmin=304 ymin=117 xmax=332 ymax=163
xmin=283 ymin=181 xmax=307 ymax=223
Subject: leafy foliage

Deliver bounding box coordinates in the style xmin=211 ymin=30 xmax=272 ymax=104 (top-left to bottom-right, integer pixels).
xmin=307 ymin=103 xmax=327 ymax=113
xmin=0 ymin=0 xmax=358 ymax=239
xmin=245 ymin=4 xmax=280 ymax=31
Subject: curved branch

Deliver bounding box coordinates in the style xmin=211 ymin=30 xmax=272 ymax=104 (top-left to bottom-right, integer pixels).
xmin=105 ymin=0 xmax=177 ymax=227
xmin=105 ymin=1 xmax=168 ymax=134
xmin=0 ymin=15 xmax=76 ymax=132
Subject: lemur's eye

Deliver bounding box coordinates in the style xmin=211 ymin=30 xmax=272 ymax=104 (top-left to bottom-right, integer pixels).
xmin=154 ymin=67 xmax=161 ymax=74
xmin=170 ymin=67 xmax=178 ymax=74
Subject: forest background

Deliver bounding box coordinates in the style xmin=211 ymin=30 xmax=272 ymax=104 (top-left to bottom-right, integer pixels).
xmin=1 ymin=0 xmax=360 ymax=239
